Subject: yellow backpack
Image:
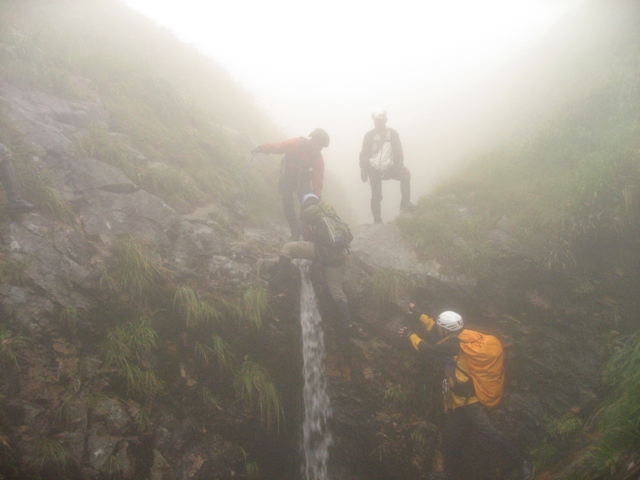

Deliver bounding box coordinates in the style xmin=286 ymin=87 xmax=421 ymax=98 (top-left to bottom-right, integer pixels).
xmin=457 ymin=329 xmax=505 ymax=408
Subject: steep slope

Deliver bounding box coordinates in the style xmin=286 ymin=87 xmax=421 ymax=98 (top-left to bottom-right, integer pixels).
xmin=0 ymin=4 xmax=537 ymax=477
xmin=1 ymin=1 xmax=639 ymax=480
xmin=397 ymin=0 xmax=640 ymax=477
xmin=1 ymin=0 xmax=283 ymax=217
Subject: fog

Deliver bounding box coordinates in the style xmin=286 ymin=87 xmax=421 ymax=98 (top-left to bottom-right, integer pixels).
xmin=118 ymin=0 xmax=592 ymax=225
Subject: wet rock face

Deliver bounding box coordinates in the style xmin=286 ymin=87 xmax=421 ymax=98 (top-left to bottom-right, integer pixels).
xmin=0 ymin=83 xmax=261 ymax=479
xmin=0 ymin=84 xmax=609 ymax=480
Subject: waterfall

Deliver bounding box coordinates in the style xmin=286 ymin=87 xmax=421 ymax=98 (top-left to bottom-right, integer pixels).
xmin=299 ymin=260 xmax=332 ymax=480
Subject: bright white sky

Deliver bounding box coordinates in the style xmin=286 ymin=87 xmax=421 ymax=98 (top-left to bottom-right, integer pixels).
xmin=118 ymin=0 xmax=584 ymax=224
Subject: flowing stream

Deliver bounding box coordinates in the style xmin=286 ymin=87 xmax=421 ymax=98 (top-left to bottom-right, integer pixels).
xmin=299 ymin=261 xmax=333 ymax=480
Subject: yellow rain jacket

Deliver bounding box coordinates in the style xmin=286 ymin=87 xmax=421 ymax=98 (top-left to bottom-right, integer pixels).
xmin=408 ymin=314 xmax=480 ymax=412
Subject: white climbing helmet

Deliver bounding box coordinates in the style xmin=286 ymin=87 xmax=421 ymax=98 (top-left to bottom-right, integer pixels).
xmin=436 ymin=311 xmax=464 ymax=332
xmin=371 ymin=107 xmax=387 ymax=120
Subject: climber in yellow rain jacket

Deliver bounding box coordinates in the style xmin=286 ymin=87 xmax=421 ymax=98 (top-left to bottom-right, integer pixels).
xmin=399 ymin=307 xmax=533 ymax=480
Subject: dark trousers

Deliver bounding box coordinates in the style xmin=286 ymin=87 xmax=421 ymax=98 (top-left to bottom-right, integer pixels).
xmin=365 ymin=164 xmax=411 ymax=220
xmin=279 ymin=171 xmax=312 ymax=237
xmin=442 ymin=403 xmax=522 ymax=473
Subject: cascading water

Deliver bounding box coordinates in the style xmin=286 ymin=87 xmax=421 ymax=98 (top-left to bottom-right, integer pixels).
xmin=299 ymin=260 xmax=333 ymax=480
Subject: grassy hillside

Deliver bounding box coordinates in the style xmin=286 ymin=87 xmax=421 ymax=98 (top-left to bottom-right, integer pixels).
xmin=397 ymin=1 xmax=640 ymax=477
xmin=0 ymin=0 xmax=282 ymax=218
xmin=2 ymin=0 xmax=640 ymax=477
xmin=398 ymin=1 xmax=640 ymax=280
xmin=0 ymin=4 xmax=293 ymax=477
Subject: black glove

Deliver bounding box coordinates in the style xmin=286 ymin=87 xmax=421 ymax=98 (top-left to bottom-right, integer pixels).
xmin=360 ymin=169 xmax=368 ymax=182
xmin=405 ymin=302 xmax=422 ymax=322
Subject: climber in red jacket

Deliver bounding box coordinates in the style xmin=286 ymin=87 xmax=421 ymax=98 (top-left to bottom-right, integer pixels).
xmin=252 ymin=128 xmax=329 ymax=240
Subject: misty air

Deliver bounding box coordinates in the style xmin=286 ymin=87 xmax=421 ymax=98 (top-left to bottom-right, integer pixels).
xmin=0 ymin=1 xmax=639 ymax=480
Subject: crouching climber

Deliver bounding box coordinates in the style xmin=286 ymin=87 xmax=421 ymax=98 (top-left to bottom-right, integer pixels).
xmin=270 ymin=193 xmax=353 ymax=337
xmin=0 ymin=142 xmax=34 ymax=215
xmin=399 ymin=306 xmax=533 ymax=480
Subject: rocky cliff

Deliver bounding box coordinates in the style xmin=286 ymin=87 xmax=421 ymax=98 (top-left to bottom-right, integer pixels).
xmin=0 ymin=81 xmax=617 ymax=480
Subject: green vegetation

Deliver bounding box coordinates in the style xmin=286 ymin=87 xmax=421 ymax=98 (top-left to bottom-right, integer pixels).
xmin=57 ymin=306 xmax=87 ymax=333
xmin=245 ymin=460 xmax=260 ymax=480
xmin=37 ymin=438 xmax=67 ymax=471
xmin=0 ymin=3 xmax=290 ymax=476
xmin=0 ymin=256 xmax=29 ymax=286
xmin=394 ymin=13 xmax=640 ymax=479
xmin=0 ymin=327 xmax=31 ymax=367
xmin=0 ymin=115 xmax=75 ymax=224
xmin=102 ymin=316 xmax=158 ymax=367
xmin=195 ymin=334 xmax=235 ymax=371
xmin=538 ymin=331 xmax=640 ymax=479
xmin=20 ymin=171 xmax=75 ymax=224
xmin=0 ymin=0 xmax=282 ymax=220
xmin=76 ymin=125 xmax=206 ymax=212
xmin=589 ymin=330 xmax=640 ymax=476
xmin=409 ymin=427 xmax=427 ymax=447
xmin=56 ymin=380 xmax=114 ymax=428
xmin=531 ymin=412 xmax=584 ymax=468
xmin=241 ymin=285 xmax=272 ymax=329
xmin=234 ymin=359 xmax=283 ymax=432
xmin=107 ymin=455 xmax=126 ymax=479
xmin=101 ymin=314 xmax=164 ymax=397
xmin=101 ymin=237 xmax=166 ymax=302
xmin=397 ymin=39 xmax=640 ymax=279
xmin=173 ymin=285 xmax=221 ymax=329
xmin=200 ymin=387 xmax=221 ymax=410
xmin=545 ymin=412 xmax=584 ymax=439
xmin=371 ymin=268 xmax=415 ymax=315
xmin=97 ymin=237 xmax=285 ymax=438
xmin=136 ymin=405 xmax=153 ymax=433
xmin=383 ymin=383 xmax=408 ymax=408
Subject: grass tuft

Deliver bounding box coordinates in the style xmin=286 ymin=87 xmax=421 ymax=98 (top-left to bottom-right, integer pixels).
xmin=531 ymin=411 xmax=584 ymax=468
xmin=240 ymin=285 xmax=272 ymax=329
xmin=233 ymin=359 xmax=283 ymax=432
xmin=590 ymin=330 xmax=640 ymax=470
xmin=0 ymin=257 xmax=29 ymax=286
xmin=173 ymin=285 xmax=220 ymax=328
xmin=371 ymin=268 xmax=415 ymax=315
xmin=200 ymin=387 xmax=221 ymax=410
xmin=383 ymin=383 xmax=408 ymax=408
xmin=102 ymin=314 xmax=163 ymax=397
xmin=194 ymin=334 xmax=235 ymax=371
xmin=245 ymin=460 xmax=260 ymax=480
xmin=57 ymin=305 xmax=87 ymax=333
xmin=17 ymin=166 xmax=75 ymax=224
xmin=101 ymin=237 xmax=166 ymax=302
xmin=38 ymin=438 xmax=67 ymax=471
xmin=0 ymin=328 xmax=31 ymax=368
xmin=135 ymin=405 xmax=153 ymax=433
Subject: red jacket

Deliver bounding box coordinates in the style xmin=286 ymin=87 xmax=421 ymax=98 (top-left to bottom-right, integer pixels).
xmin=259 ymin=137 xmax=324 ymax=195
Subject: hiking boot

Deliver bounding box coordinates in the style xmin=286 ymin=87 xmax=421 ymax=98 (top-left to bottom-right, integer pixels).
xmin=427 ymin=471 xmax=452 ymax=480
xmin=373 ymin=216 xmax=383 ymax=224
xmin=400 ymin=201 xmax=417 ymax=212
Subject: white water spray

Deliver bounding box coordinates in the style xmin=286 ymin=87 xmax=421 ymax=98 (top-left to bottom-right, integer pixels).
xmin=299 ymin=260 xmax=333 ymax=480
